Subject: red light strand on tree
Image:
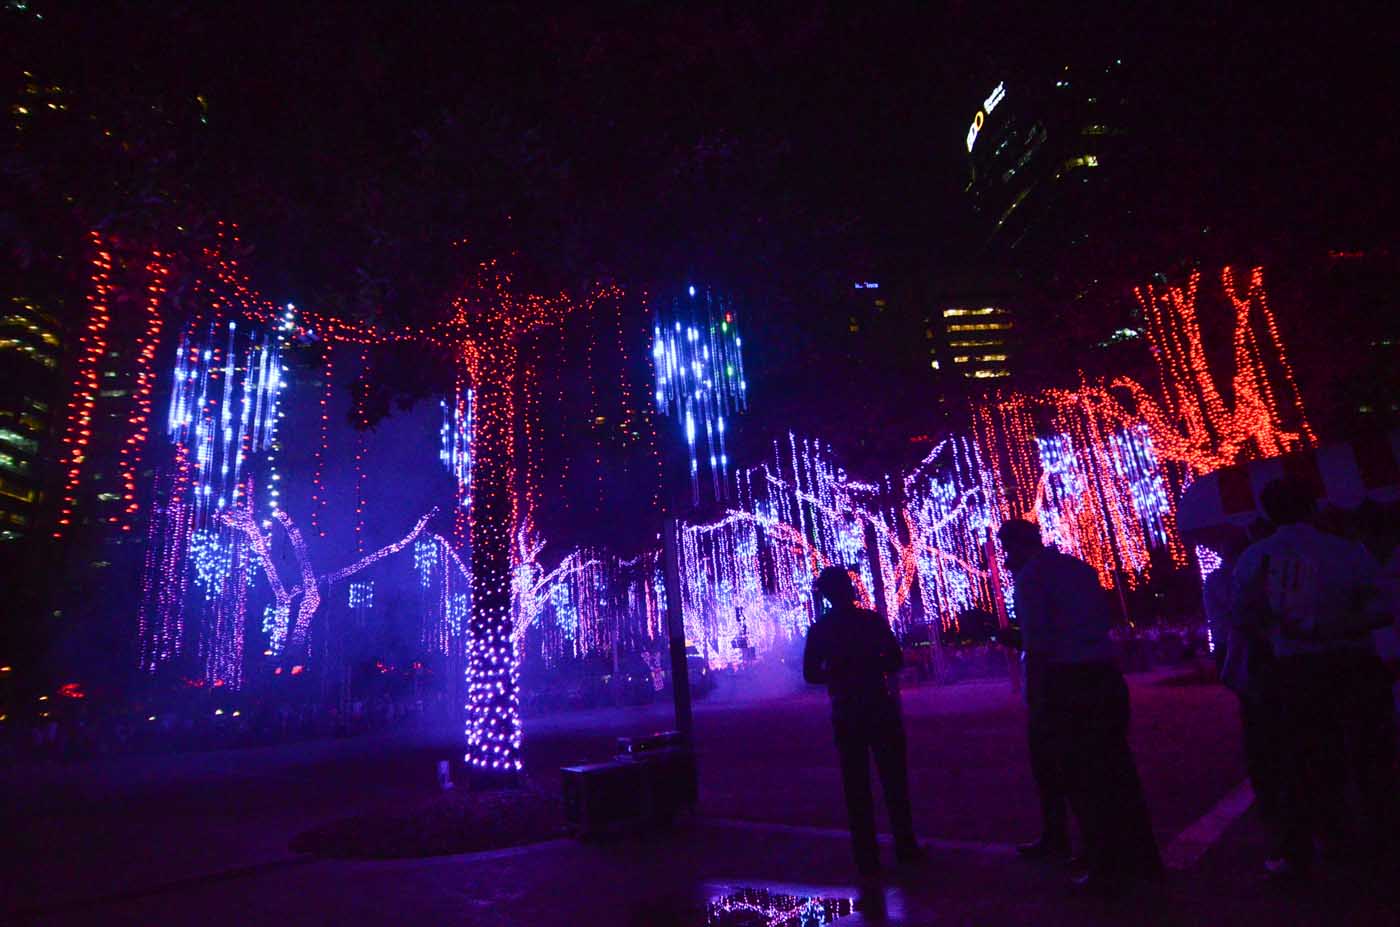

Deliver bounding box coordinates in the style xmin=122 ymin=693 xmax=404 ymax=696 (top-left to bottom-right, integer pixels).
xmin=1131 ymin=265 xmax=1314 ymax=473
xmin=448 ymin=263 xmax=621 ymax=775
xmin=53 ymin=234 xmax=113 ymax=538
xmin=116 ymin=249 xmax=171 ymax=529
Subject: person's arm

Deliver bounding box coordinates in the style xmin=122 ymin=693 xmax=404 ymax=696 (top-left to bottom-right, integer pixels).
xmin=1352 ymin=545 xmax=1388 ymax=631
xmin=803 ymin=622 xmax=828 ymax=684
xmin=1015 ymin=564 xmax=1049 ymax=654
xmin=1229 ymin=549 xmax=1272 ymax=631
xmin=878 ymin=619 xmax=903 ymax=673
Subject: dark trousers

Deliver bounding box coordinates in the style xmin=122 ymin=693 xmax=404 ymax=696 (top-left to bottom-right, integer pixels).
xmin=1239 ymin=695 xmax=1287 ymax=844
xmin=833 ymin=707 xmax=917 ymax=871
xmin=1038 ymin=662 xmax=1161 ymax=881
xmin=1027 ymin=712 xmax=1070 ymax=848
xmin=1275 ymin=651 xmax=1399 ymax=870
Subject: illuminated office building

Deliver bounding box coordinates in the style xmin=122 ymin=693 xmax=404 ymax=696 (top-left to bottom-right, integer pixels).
xmin=963 ymin=61 xmax=1130 ymax=286
xmin=0 ymin=297 xmax=63 ymax=541
xmin=938 ymin=304 xmax=1013 ymax=381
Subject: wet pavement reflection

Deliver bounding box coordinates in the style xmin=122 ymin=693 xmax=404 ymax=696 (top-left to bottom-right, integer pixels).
xmin=706 ymin=885 xmax=855 ymax=925
xmin=630 ymin=881 xmax=900 ymax=926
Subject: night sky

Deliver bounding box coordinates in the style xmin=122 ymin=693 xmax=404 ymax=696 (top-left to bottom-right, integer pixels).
xmin=6 ymin=1 xmax=1397 ymax=526
xmin=15 ymin=4 xmax=1394 ymax=284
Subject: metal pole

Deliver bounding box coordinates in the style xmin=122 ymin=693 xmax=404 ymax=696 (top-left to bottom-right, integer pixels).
xmin=662 ymin=516 xmax=694 ymax=742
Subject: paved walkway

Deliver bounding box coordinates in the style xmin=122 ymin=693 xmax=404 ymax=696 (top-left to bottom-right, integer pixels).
xmin=7 ymin=674 xmax=1399 ymax=924
xmin=23 ymin=810 xmax=1400 ymax=926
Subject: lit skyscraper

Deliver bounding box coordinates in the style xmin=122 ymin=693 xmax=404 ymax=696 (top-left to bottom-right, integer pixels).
xmin=0 ymin=296 xmax=63 ymax=541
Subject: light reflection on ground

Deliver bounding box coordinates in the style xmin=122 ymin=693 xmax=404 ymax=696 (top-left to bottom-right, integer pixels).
xmin=705 ymin=885 xmax=857 ymax=926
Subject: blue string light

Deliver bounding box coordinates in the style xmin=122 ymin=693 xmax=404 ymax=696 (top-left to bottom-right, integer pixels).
xmin=653 ymin=287 xmax=748 ymax=501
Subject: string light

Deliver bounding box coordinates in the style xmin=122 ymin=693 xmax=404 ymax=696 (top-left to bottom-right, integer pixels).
xmin=116 ymin=236 xmax=616 ymax=759
xmin=414 ymin=538 xmax=440 ymax=589
xmin=439 ymin=386 xmax=474 ymax=511
xmin=348 ymin=581 xmax=374 ymax=610
xmin=100 ymin=222 xmax=1316 ymax=776
xmin=166 ymin=319 xmax=283 ymax=524
xmin=262 ymin=306 xmax=294 ymax=524
xmin=353 ymin=347 xmax=370 ymax=551
xmin=514 ymin=434 xmax=1003 ymax=668
xmin=520 ymin=264 xmax=1317 ymax=661
xmin=1127 ymin=266 xmax=1313 ymax=473
xmin=137 ymin=447 xmax=194 ymax=670
xmin=53 ymin=234 xmax=112 ymax=537
xmin=653 ymin=287 xmax=748 ymax=502
xmin=311 ymin=345 xmax=334 ymax=536
xmin=447 ymin=263 xmax=618 ymax=776
xmin=224 ymin=504 xmax=437 ymax=656
xmin=115 ymin=249 xmax=171 ymax=528
xmin=1195 ymin=544 xmax=1223 ymax=579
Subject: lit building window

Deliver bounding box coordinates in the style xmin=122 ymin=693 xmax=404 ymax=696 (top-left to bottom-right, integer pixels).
xmin=942 ymin=307 xmax=1005 ymax=318
xmin=947 ymin=322 xmax=1013 ymax=332
xmin=0 ymin=479 xmax=39 ymax=503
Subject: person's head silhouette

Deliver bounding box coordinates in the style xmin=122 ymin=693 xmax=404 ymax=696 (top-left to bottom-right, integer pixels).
xmin=815 ymin=566 xmax=857 ymax=608
xmin=997 ymin=518 xmax=1044 ymax=571
xmin=1259 ymin=477 xmax=1317 ymax=527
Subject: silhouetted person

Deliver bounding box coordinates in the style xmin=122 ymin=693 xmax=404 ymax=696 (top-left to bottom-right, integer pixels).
xmin=996 ymin=520 xmax=1161 ymax=892
xmin=803 ymin=566 xmax=921 ymax=875
xmin=1230 ymin=478 xmax=1396 ymax=879
xmin=1202 ymin=527 xmax=1286 ymax=857
xmin=1015 ymin=647 xmax=1072 ymax=865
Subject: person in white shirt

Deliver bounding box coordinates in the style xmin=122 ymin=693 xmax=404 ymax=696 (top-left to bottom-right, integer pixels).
xmin=997 ymin=519 xmax=1161 ymax=893
xmin=1201 ymin=527 xmax=1287 ymax=853
xmin=1230 ymin=478 xmax=1397 ymax=879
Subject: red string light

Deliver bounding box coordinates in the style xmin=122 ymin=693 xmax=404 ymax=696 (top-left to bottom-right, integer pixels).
xmin=115 ymin=249 xmax=171 ymax=529
xmin=446 ymin=263 xmax=622 ymax=774
xmin=1128 ymin=266 xmax=1313 ymax=473
xmin=52 ymin=233 xmax=112 ymax=538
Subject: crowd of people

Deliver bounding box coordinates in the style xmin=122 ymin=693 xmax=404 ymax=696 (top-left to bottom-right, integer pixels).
xmin=802 ymin=477 xmax=1399 ymax=898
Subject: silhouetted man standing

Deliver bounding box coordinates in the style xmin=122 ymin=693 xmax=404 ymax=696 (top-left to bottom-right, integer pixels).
xmin=1230 ymin=478 xmax=1395 ymax=879
xmin=803 ymin=566 xmax=921 ymax=876
xmin=997 ymin=520 xmax=1161 ymax=892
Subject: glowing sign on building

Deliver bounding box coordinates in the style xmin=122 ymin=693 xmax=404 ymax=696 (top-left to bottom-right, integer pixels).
xmin=966 ymin=81 xmax=1006 ymax=152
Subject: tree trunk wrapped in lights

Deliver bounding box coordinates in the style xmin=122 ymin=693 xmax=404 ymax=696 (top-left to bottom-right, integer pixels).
xmin=450 ymin=267 xmax=621 ymax=778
